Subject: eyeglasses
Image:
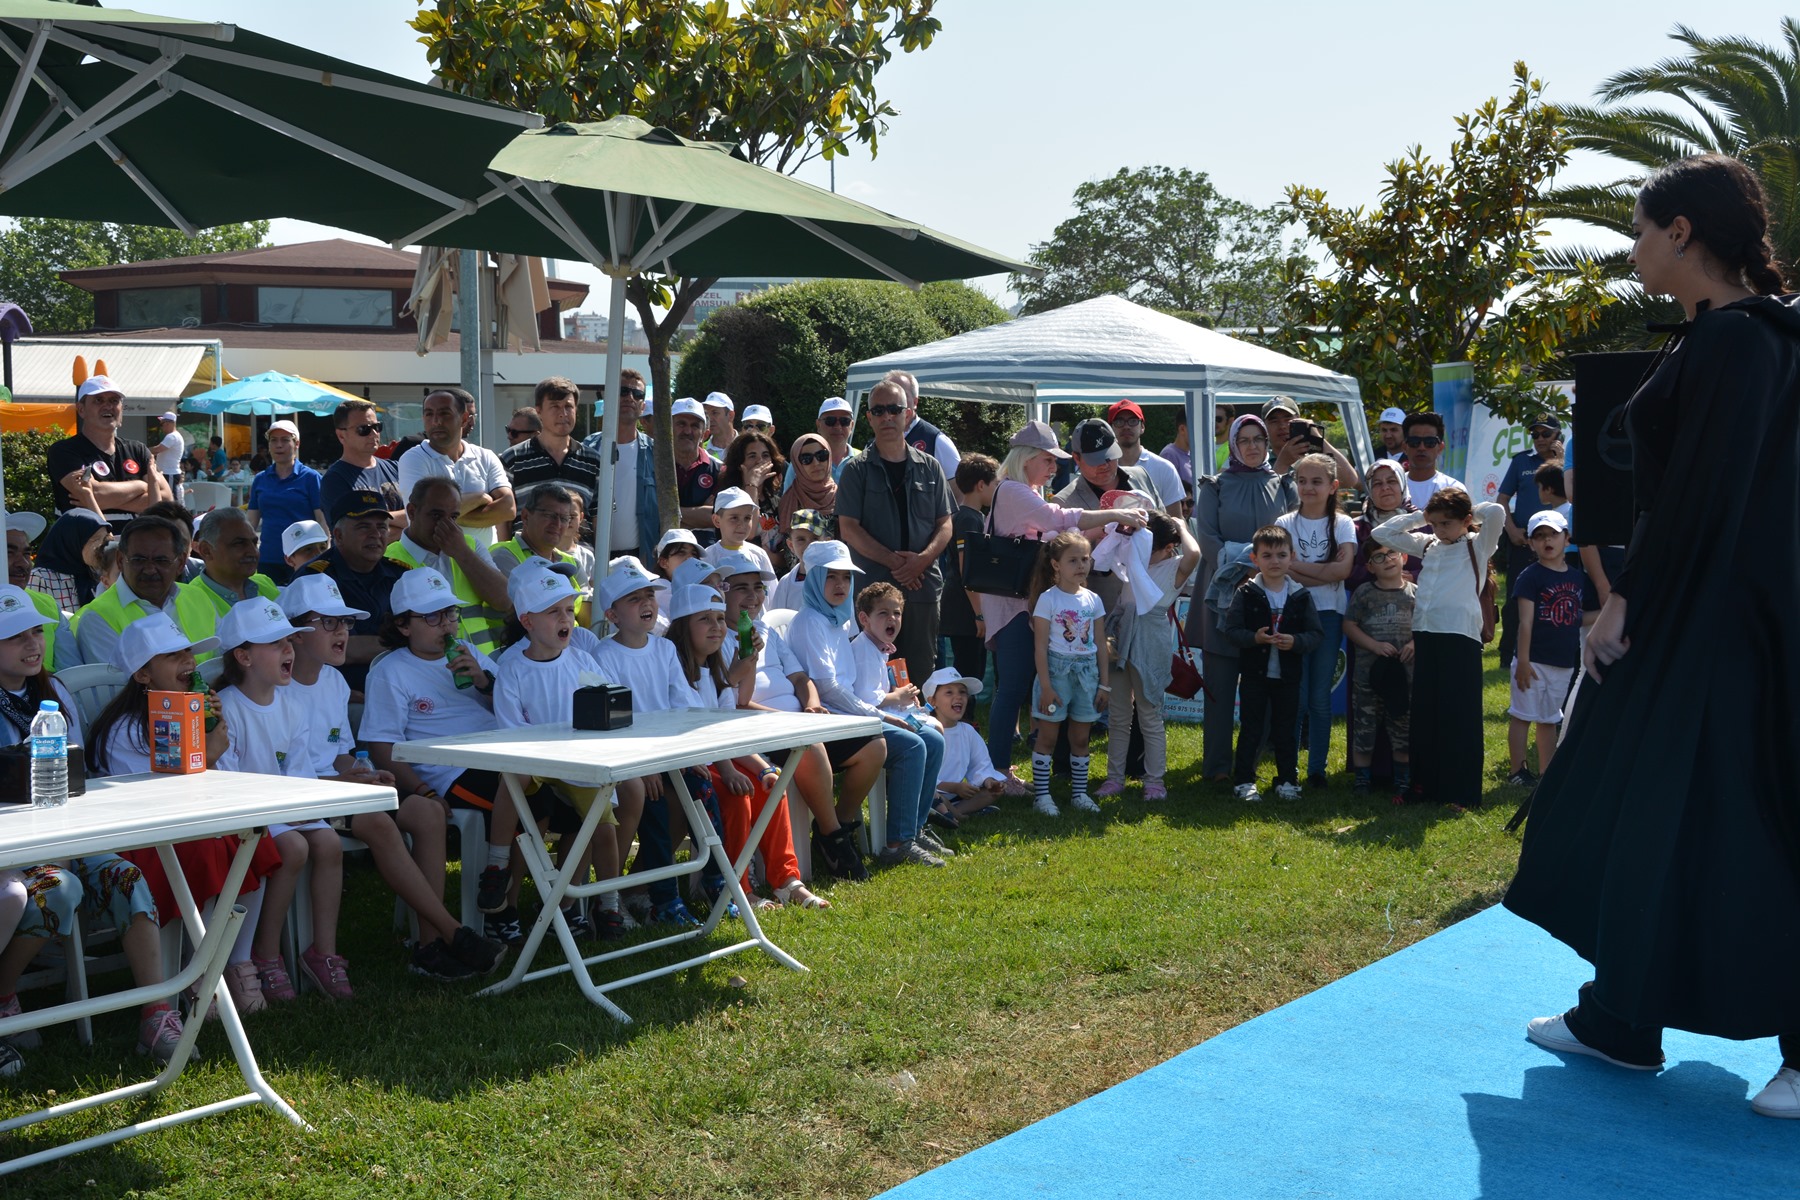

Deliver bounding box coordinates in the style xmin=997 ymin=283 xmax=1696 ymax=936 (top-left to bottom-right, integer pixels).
xmin=1405 ymin=436 xmax=1443 ymax=448
xmin=412 ymin=608 xmax=459 ymax=627
xmin=1111 ymin=415 xmax=1143 ymax=427
xmin=304 ymin=614 xmax=350 ymax=632
xmin=821 ymin=415 xmax=852 ymax=428
xmin=350 ymin=422 xmax=382 ymax=437
xmin=618 ymin=387 xmax=647 ymax=401
xmin=868 ymin=404 xmax=904 ymax=417
xmin=528 ymin=509 xmax=575 ymax=527
xmin=796 ymin=450 xmax=831 ymax=466
xmin=506 ymin=427 xmax=536 ymax=440
xmin=125 ymin=554 xmax=176 ymax=569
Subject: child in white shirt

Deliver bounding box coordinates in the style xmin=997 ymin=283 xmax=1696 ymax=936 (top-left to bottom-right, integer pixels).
xmin=925 ymin=669 xmax=1004 ymax=825
xmin=1029 ymin=532 xmax=1109 ymax=816
xmin=849 ymin=582 xmax=941 ymax=730
xmin=704 ymin=487 xmax=777 ymax=578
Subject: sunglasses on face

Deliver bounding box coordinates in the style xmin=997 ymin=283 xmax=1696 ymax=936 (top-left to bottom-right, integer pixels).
xmin=618 ymin=387 xmax=647 ymax=401
xmin=352 ymin=422 xmax=382 ymax=437
xmin=743 ymin=422 xmax=770 ymax=433
xmin=821 ymin=415 xmax=852 ymax=428
xmin=1406 ymin=436 xmax=1443 ymax=448
xmin=796 ymin=450 xmax=831 ymax=466
xmin=506 ymin=427 xmax=535 ymax=440
xmin=868 ymin=403 xmax=905 ymax=417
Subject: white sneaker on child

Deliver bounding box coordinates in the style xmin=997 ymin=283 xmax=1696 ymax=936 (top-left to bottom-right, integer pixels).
xmin=1234 ymin=783 xmax=1263 ymax=803
xmin=1070 ymin=792 xmax=1100 ymax=813
xmin=1032 ymin=796 xmax=1060 ymax=816
xmin=1274 ymin=782 xmax=1303 ymax=801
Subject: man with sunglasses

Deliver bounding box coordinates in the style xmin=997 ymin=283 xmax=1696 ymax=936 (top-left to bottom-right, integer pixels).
xmin=500 ymin=377 xmax=603 ymax=524
xmin=1400 ymin=411 xmax=1459 ymax=510
xmin=304 ymin=490 xmax=409 ymax=691
xmin=813 ymin=396 xmax=859 ymax=477
xmin=1495 ymin=414 xmax=1566 ymax=668
xmin=885 ymin=370 xmax=961 ymax=481
xmin=581 ymin=368 xmax=661 ymax=559
xmin=322 ymin=399 xmax=408 ymax=537
xmin=503 ymin=408 xmax=541 ymax=445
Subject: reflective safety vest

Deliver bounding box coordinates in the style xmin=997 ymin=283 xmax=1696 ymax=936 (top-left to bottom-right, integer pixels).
xmin=71 ymin=583 xmax=218 ymax=665
xmin=173 ymin=575 xmax=278 ymax=651
xmin=27 ymin=588 xmax=61 ymax=674
xmin=384 ymin=535 xmax=504 ymax=653
xmin=485 ymin=537 xmax=588 ymax=628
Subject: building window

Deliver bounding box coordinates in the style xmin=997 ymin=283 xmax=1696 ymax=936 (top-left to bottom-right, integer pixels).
xmin=257 ymin=287 xmax=394 ymax=327
xmin=117 ymin=286 xmax=202 ymax=328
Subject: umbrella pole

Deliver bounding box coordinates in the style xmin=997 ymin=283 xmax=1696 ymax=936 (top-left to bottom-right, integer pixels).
xmin=458 ymin=249 xmax=484 ymax=445
xmin=589 ymin=271 xmax=627 ymax=625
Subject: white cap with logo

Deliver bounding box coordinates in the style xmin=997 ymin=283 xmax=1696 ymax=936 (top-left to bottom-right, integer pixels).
xmin=215 ymin=597 xmax=304 ymax=650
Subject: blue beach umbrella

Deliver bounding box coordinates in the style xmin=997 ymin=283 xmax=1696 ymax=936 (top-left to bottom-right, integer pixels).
xmin=181 ymin=370 xmax=351 ymax=417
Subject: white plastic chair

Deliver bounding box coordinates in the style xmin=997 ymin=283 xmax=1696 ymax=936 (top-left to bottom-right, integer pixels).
xmin=184 ymin=481 xmax=229 ymax=514
xmin=54 ymin=662 xmax=127 ymax=731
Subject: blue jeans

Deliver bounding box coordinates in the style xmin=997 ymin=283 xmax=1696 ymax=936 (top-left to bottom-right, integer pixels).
xmin=985 ymin=611 xmax=1034 ymax=772
xmin=882 ymin=723 xmax=946 ymax=847
xmin=1296 ymin=610 xmax=1343 ymax=778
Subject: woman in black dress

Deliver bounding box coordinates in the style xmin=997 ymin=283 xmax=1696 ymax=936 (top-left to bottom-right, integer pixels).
xmin=1504 ymin=154 xmax=1800 ymax=1118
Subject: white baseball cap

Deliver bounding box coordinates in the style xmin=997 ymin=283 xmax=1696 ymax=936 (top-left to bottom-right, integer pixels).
xmin=801 ymin=539 xmax=861 ymax=574
xmin=508 ymin=557 xmax=579 ymax=615
xmin=1526 ymin=510 xmax=1569 ymax=535
xmin=742 ymin=404 xmax=773 ymax=424
xmin=1377 ymin=407 xmax=1408 ymax=426
xmin=215 ymin=596 xmax=304 ymax=650
xmin=922 ymin=667 xmax=983 ymax=699
xmin=111 ymin=611 xmax=217 ymax=677
xmin=75 ymin=375 xmax=123 ymax=402
xmin=672 ymin=557 xmax=724 ymax=592
xmin=0 ymin=584 xmax=57 ymax=641
xmin=817 ymin=396 xmax=852 ymax=417
xmin=655 ymin=528 xmax=700 ymax=556
xmin=279 ymin=573 xmax=369 ymax=622
xmin=597 ymin=556 xmax=669 ymax=611
xmin=711 ymin=486 xmax=756 ymax=512
xmin=159 ymin=411 xmax=178 ymax=423
xmin=6 ymin=511 xmax=46 ymax=543
xmin=281 ymin=519 xmax=329 ymax=559
xmin=390 ymin=567 xmax=461 ymax=616
xmin=267 ymin=419 xmax=301 ymax=440
xmin=670 ymin=397 xmax=705 ymax=420
xmin=702 ymin=391 xmax=734 ymax=411
xmin=669 ymin=584 xmax=727 ymax=621
xmin=713 ymin=548 xmax=776 ymax=584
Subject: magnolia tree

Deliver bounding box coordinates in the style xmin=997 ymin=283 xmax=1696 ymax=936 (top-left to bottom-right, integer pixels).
xmin=413 ymin=0 xmax=942 ymax=528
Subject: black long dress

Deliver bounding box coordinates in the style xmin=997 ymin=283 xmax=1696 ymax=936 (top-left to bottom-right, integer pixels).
xmin=1504 ymin=295 xmax=1800 ymax=1041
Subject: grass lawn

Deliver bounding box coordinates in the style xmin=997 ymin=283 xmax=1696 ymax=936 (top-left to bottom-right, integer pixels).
xmin=3 ymin=657 xmax=1535 ymax=1198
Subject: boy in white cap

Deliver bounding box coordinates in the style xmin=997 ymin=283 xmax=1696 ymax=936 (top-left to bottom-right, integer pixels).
xmin=1507 ymin=510 xmax=1598 ymax=787
xmin=704 ymin=486 xmax=777 ymax=578
xmin=702 ymin=391 xmax=737 ymax=462
xmin=281 ymin=518 xmax=330 ymax=574
xmin=924 ymin=668 xmax=1005 ymax=826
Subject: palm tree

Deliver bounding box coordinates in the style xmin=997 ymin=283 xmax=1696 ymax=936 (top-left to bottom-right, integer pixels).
xmin=1540 ymin=20 xmax=1800 ymax=349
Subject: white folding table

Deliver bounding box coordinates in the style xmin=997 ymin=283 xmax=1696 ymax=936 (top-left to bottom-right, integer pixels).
xmin=0 ymin=772 xmax=396 ymax=1177
xmin=394 ymin=708 xmax=880 ymax=1022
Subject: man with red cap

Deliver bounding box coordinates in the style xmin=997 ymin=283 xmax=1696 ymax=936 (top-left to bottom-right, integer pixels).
xmin=1105 ymin=399 xmax=1184 ymax=515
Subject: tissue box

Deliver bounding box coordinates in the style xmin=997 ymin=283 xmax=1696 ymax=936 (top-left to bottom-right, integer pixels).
xmin=148 ymin=690 xmax=208 ymax=774
xmin=572 ymin=684 xmax=633 ymax=731
xmin=0 ymin=743 xmax=87 ymax=804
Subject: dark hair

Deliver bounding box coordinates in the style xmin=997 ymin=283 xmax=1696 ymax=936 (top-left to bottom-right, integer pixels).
xmin=954 ymin=453 xmax=999 ymax=494
xmin=408 ymin=475 xmax=460 ymax=508
xmin=619 ymin=367 xmax=646 ymax=391
xmin=118 ymin=514 xmax=187 ymax=558
xmin=666 ymin=612 xmax=729 ymax=694
xmin=1639 ymin=154 xmax=1786 ymax=295
xmin=377 ymin=612 xmax=412 ymax=649
xmin=719 ymin=431 xmax=788 ymax=505
xmin=1146 ymin=511 xmax=1182 ymax=552
xmin=1403 ymin=411 xmax=1444 ymax=438
xmin=332 ymin=399 xmax=378 ymax=428
xmin=525 ymin=482 xmax=576 ymax=513
xmin=142 ymin=499 xmax=195 ymax=530
xmin=510 ymin=406 xmax=542 ymax=431
xmin=1028 ymin=530 xmax=1089 ymax=607
xmin=1365 ymin=539 xmax=1403 ymax=564
xmin=1533 ymin=461 xmax=1566 ymax=499
xmin=1424 ymin=486 xmax=1478 ymax=527
xmin=533 ymin=376 xmax=579 ymax=407
xmin=87 ymin=676 xmax=151 ymax=775
xmin=1251 ymin=524 xmax=1292 ymax=553
xmin=427 ymin=386 xmax=476 ymax=413
xmin=209 ymin=436 xmax=223 ymax=448
xmin=854 ymin=580 xmax=903 ymax=616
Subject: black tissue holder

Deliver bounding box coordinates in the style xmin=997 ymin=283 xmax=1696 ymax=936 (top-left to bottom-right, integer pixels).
xmin=0 ymin=744 xmax=87 ymax=805
xmin=572 ymin=684 xmax=633 ymax=731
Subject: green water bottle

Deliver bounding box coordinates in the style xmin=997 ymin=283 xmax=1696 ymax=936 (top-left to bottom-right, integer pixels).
xmin=190 ymin=670 xmax=220 ymax=732
xmin=737 ymin=608 xmax=755 ymax=659
xmin=445 ymin=633 xmax=474 ymax=689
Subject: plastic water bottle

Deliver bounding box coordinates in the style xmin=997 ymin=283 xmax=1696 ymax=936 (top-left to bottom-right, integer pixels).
xmin=29 ymin=701 xmax=68 ymax=809
xmin=353 ymin=749 xmax=375 ymax=778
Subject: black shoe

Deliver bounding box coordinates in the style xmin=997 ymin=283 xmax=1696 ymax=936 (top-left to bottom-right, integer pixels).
xmin=814 ymin=825 xmax=868 ymax=882
xmin=595 ymin=908 xmax=627 ymax=941
xmin=485 ymin=906 xmax=524 ymax=945
xmin=1506 ymin=769 xmax=1538 ymax=788
xmin=560 ymin=902 xmax=594 ymax=939
xmin=449 ymin=925 xmax=509 ymax=975
xmin=1307 ymin=774 xmax=1328 ymax=790
xmin=0 ymin=1039 xmax=23 ymax=1078
xmin=475 ymin=864 xmax=510 ymax=914
xmin=927 ymin=804 xmax=961 ymax=831
xmin=410 ymin=938 xmax=478 ymax=982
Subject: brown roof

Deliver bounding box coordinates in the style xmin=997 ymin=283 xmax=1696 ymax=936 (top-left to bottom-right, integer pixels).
xmin=46 ymin=325 xmax=615 ymax=353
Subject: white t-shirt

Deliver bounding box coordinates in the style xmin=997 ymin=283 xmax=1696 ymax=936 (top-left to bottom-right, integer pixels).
xmin=787 ymin=606 xmax=882 ymax=720
xmin=396 ymin=440 xmax=511 ymax=550
xmin=936 ymin=721 xmax=1002 ymax=795
xmin=688 ymin=667 xmax=738 ymax=712
xmin=703 ymin=540 xmax=776 ymax=578
xmin=494 ymin=645 xmax=606 ymax=727
xmin=216 ymin=685 xmax=313 ymax=777
xmin=610 ymin=438 xmax=640 ymax=552
xmin=589 ymin=636 xmax=694 ymax=713
xmin=1276 ymin=510 xmax=1358 ymax=614
xmin=98 ymin=719 xmax=150 ymax=777
xmin=848 ymin=632 xmax=918 ymax=717
xmin=770 ymin=566 xmax=804 ymax=614
xmin=155 ymin=431 xmax=186 ymax=478
xmin=1259 ymin=577 xmax=1295 ymax=679
xmin=1031 ymin=585 xmax=1104 ymax=657
xmin=1132 ymin=449 xmax=1186 ymax=511
xmin=360 ymin=645 xmax=500 ymax=797
xmin=1404 ymin=470 xmax=1459 ymax=512
xmin=723 ymin=617 xmax=804 ymax=712
xmin=286 ymin=666 xmax=353 ymax=776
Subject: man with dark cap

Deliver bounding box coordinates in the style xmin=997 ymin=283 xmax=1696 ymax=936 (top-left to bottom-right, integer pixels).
xmin=306 ymin=489 xmax=407 ymax=690
xmin=1052 ymin=418 xmax=1155 ymax=618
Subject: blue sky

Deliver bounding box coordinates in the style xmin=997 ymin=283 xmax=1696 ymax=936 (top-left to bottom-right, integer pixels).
xmin=111 ymin=2 xmax=1800 ymax=308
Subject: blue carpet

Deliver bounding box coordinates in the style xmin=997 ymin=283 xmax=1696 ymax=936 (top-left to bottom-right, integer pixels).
xmin=883 ymin=906 xmax=1796 ymax=1199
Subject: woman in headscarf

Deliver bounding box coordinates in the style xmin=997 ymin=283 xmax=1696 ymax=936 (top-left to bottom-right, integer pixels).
xmin=1187 ymin=413 xmax=1300 ymax=782
xmin=778 ymin=432 xmax=839 ymax=549
xmin=1348 ymin=459 xmax=1420 ymax=594
xmin=29 ymin=508 xmax=110 ymax=611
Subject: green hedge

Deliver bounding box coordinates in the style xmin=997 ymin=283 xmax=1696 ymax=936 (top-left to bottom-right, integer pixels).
xmin=674 ymin=279 xmax=1020 ymax=459
xmin=2 ymin=428 xmax=61 ymax=524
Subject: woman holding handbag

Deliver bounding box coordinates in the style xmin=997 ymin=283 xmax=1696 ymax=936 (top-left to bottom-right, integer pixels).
xmin=975 ymin=421 xmax=1144 ymax=792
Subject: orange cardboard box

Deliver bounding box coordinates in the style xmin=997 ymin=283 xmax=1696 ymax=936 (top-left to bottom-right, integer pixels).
xmin=148 ymin=690 xmax=207 ymax=775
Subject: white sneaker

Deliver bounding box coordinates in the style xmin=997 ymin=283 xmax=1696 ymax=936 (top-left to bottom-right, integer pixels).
xmin=1274 ymin=782 xmax=1303 ymax=801
xmin=1233 ymin=783 xmax=1262 ymax=803
xmin=1032 ymin=796 xmax=1060 ymax=816
xmin=1525 ymin=1014 xmax=1661 ymax=1071
xmin=1752 ymin=1067 xmax=1800 ymax=1118
xmin=1070 ymin=792 xmax=1100 ymax=813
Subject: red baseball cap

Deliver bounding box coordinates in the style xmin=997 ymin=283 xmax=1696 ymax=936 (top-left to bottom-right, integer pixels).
xmin=1107 ymin=399 xmax=1144 ymax=423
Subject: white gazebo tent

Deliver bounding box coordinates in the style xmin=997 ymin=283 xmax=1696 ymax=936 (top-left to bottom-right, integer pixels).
xmin=844 ymin=295 xmax=1373 ymax=482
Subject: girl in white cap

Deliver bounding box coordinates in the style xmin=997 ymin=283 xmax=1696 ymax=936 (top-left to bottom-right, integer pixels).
xmin=212 ymin=597 xmax=358 ymax=1003
xmin=923 ymin=668 xmax=1005 ymax=826
xmin=281 ymin=575 xmax=507 ymax=981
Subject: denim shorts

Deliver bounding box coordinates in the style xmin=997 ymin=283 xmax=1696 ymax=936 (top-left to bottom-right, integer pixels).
xmin=1032 ymin=650 xmax=1102 ymax=723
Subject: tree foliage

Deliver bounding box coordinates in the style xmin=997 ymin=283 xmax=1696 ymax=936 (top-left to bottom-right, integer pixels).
xmin=1 ymin=429 xmax=63 ymax=522
xmin=1280 ymin=64 xmax=1614 ymax=420
xmin=0 ymin=218 xmax=269 ymax=333
xmin=412 ymin=0 xmax=942 ymax=526
xmin=1012 ymin=166 xmax=1300 ymax=327
xmin=673 ymin=278 xmax=1017 ymax=457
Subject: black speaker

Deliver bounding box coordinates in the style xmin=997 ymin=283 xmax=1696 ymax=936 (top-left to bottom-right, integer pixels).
xmin=1569 ymin=351 xmax=1656 ymax=547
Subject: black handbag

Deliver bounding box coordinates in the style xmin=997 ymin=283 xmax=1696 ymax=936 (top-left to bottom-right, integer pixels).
xmin=957 ymin=487 xmax=1044 ymax=599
